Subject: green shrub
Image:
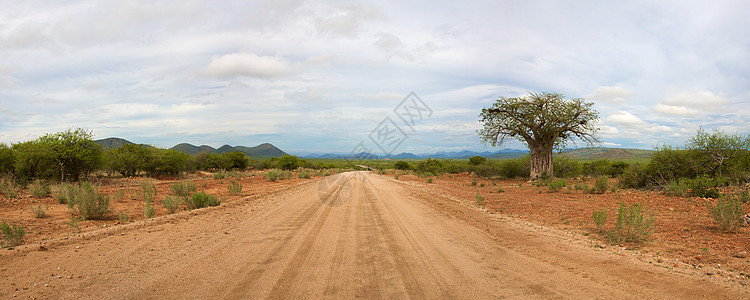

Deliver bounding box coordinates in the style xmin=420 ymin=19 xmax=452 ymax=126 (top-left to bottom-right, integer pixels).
xmin=394 ymin=174 xmax=399 ymax=180
xmin=53 ymin=183 xmax=74 ymax=204
xmin=264 ymin=169 xmax=291 ymax=182
xmin=68 ymin=182 xmax=110 ymax=220
xmin=297 ymin=171 xmax=311 ymax=179
xmin=66 ymin=216 xmax=81 ymax=232
xmin=497 ymin=187 xmax=505 ymax=193
xmin=0 ymin=176 xmax=18 ymax=199
xmin=684 ymin=175 xmax=724 ymax=198
xmin=608 ymin=203 xmax=654 ymax=244
xmin=162 ymin=196 xmax=180 ymax=214
xmin=592 ymin=209 xmax=607 ymax=233
xmin=30 ymin=204 xmax=47 ymax=218
xmin=618 ymin=164 xmax=648 ymax=189
xmin=468 ymin=156 xmax=486 ymax=165
xmin=475 ymin=192 xmax=484 ymax=207
xmin=118 ymin=212 xmax=128 ymax=223
xmin=228 ymin=179 xmax=243 ymax=196
xmin=144 ymin=200 xmax=155 ymax=219
xmin=707 ymin=193 xmax=745 ymax=233
xmin=394 ymin=161 xmax=411 ymax=170
xmin=171 ymin=180 xmax=197 ymax=198
xmin=662 ymin=180 xmax=689 ymax=197
xmin=574 ymin=183 xmax=587 ymax=191
xmin=184 ymin=191 xmax=220 ymax=209
xmin=0 ymin=220 xmax=25 ymax=247
xmin=213 ymin=171 xmax=227 ymax=180
xmin=594 ymin=176 xmax=608 ymax=194
xmin=140 ymin=180 xmax=157 ymax=202
xmin=30 ymin=179 xmax=50 ymax=197
xmin=547 ymin=179 xmax=567 ymax=193
xmin=471 ymin=179 xmax=477 ymax=186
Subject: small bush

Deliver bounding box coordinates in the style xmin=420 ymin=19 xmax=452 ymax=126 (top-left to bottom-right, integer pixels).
xmin=228 ymin=179 xmax=243 ymax=196
xmin=497 ymin=187 xmax=504 ymax=193
xmin=662 ymin=180 xmax=689 ymax=197
xmin=171 ymin=180 xmax=196 ymax=197
xmin=394 ymin=174 xmax=399 ymax=180
xmin=427 ymin=178 xmax=433 ymax=184
xmin=0 ymin=177 xmax=18 ymax=199
xmin=66 ymin=216 xmax=81 ymax=233
xmin=144 ymin=200 xmax=155 ymax=219
xmin=574 ymin=183 xmax=587 ymax=191
xmin=118 ymin=212 xmax=128 ymax=223
xmin=68 ymin=182 xmax=111 ymax=220
xmin=140 ymin=180 xmax=157 ymax=202
xmin=213 ymin=171 xmax=227 ymax=180
xmin=594 ymin=176 xmax=608 ymax=194
xmin=264 ymin=169 xmax=291 ymax=182
xmin=184 ymin=191 xmax=220 ymax=209
xmin=475 ymin=192 xmax=484 ymax=207
xmin=54 ymin=183 xmax=74 ymax=204
xmin=592 ymin=209 xmax=607 ymax=233
xmin=30 ymin=204 xmax=47 ymax=218
xmin=30 ymin=180 xmax=50 ymax=197
xmin=471 ymin=179 xmax=477 ymax=186
xmin=685 ymin=175 xmax=723 ymax=198
xmin=297 ymin=171 xmax=311 ymax=179
xmin=0 ymin=220 xmax=25 ymax=247
xmin=608 ymin=203 xmax=654 ymax=244
xmin=547 ymin=179 xmax=567 ymax=193
xmin=707 ymin=193 xmax=745 ymax=233
xmin=162 ymin=196 xmax=180 ymax=214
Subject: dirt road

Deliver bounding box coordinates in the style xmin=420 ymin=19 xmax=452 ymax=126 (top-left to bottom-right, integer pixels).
xmin=1 ymin=172 xmax=747 ymax=299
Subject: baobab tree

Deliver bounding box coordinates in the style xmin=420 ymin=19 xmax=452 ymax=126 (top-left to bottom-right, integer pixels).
xmin=477 ymin=92 xmax=600 ymax=180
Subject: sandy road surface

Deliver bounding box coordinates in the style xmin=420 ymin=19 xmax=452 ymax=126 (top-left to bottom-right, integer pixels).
xmin=1 ymin=172 xmax=747 ymax=299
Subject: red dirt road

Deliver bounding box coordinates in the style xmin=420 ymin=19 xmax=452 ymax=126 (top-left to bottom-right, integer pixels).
xmin=1 ymin=172 xmax=747 ymax=299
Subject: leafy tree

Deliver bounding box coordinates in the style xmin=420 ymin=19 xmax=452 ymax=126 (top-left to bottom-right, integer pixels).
xmin=40 ymin=128 xmax=102 ymax=181
xmin=148 ymin=148 xmax=189 ymax=177
xmin=468 ymin=156 xmax=486 ymax=165
xmin=415 ymin=157 xmax=444 ymax=175
xmin=221 ymin=151 xmax=249 ymax=170
xmin=278 ymin=155 xmax=300 ymax=170
xmin=685 ymin=128 xmax=749 ymax=178
xmin=105 ymin=143 xmax=149 ymax=177
xmin=394 ymin=161 xmax=411 ymax=170
xmin=0 ymin=143 xmax=15 ymax=175
xmin=12 ymin=140 xmax=58 ymax=181
xmin=478 ymin=92 xmax=599 ymax=179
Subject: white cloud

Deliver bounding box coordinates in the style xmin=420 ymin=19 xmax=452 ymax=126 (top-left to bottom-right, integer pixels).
xmin=586 ymin=86 xmax=635 ymax=105
xmin=658 ymin=90 xmax=729 ymax=113
xmin=606 ymin=111 xmax=647 ymax=127
xmin=203 ymin=53 xmax=291 ymax=78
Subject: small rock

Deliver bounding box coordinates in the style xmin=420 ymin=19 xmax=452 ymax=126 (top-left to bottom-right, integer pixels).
xmin=732 ymin=251 xmax=748 ymax=259
xmin=705 ymin=272 xmax=714 ymax=276
xmin=695 ymin=255 xmax=703 ymax=260
xmin=38 ymin=245 xmax=47 ymax=251
xmin=741 ymin=280 xmax=747 ymax=286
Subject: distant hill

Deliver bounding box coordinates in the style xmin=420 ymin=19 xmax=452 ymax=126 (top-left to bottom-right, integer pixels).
xmin=560 ymin=148 xmax=653 ymax=160
xmin=95 ymin=137 xmax=134 ymax=150
xmin=94 ymin=138 xmax=287 ymax=158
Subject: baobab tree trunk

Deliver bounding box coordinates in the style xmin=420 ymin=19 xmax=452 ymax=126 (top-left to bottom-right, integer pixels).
xmin=529 ymin=143 xmax=553 ymax=180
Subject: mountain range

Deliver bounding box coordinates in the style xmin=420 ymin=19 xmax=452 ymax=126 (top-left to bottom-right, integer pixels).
xmin=94 ymin=138 xmax=287 ymax=158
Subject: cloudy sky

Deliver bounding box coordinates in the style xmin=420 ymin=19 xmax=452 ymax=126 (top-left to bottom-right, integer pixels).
xmin=1 ymin=0 xmax=749 ymax=155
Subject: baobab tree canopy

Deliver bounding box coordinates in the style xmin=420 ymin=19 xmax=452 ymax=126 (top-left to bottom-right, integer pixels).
xmin=477 ymin=92 xmax=600 ymax=179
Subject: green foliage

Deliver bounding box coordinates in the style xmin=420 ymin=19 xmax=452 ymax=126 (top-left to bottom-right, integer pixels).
xmin=471 ymin=178 xmax=477 ymax=186
xmin=140 ymin=180 xmax=157 ymax=203
xmin=1 ymin=220 xmax=25 ymax=247
xmin=264 ymin=169 xmax=291 ymax=182
xmin=104 ymin=143 xmax=149 ymax=177
xmin=222 ymin=151 xmax=250 ymax=170
xmin=213 ymin=171 xmax=228 ymax=180
xmin=609 ymin=203 xmax=654 ymax=244
xmin=497 ymin=187 xmax=504 ymax=193
xmin=415 ymin=158 xmax=445 ymax=175
xmin=661 ymin=180 xmax=689 ymax=197
xmin=594 ymin=176 xmax=608 ymax=194
xmin=683 ymin=175 xmax=723 ymax=198
xmin=118 ymin=212 xmax=128 ymax=223
xmin=394 ymin=161 xmax=411 ymax=170
xmin=475 ymin=191 xmax=484 ymax=207
xmin=574 ymin=183 xmax=587 ymax=191
xmin=618 ymin=164 xmax=648 ymax=189
xmin=162 ymin=196 xmax=180 ymax=214
xmin=592 ymin=209 xmax=608 ymax=233
xmin=278 ymin=155 xmax=301 ymax=171
xmin=66 ymin=216 xmax=81 ymax=232
xmin=686 ymin=128 xmax=750 ymax=178
xmin=553 ymin=157 xmax=582 ymax=178
xmin=171 ymin=180 xmax=197 ymax=197
xmin=30 ymin=179 xmax=50 ymax=197
xmin=53 ymin=183 xmax=74 ymax=204
xmin=68 ymin=182 xmax=111 ymax=220
xmin=30 ymin=204 xmax=47 ymax=218
xmin=427 ymin=178 xmax=433 ymax=183
xmin=144 ymin=199 xmax=155 ymax=219
xmin=12 ymin=140 xmax=58 ymax=181
xmin=297 ymin=171 xmax=311 ymax=179
xmin=184 ymin=191 xmax=220 ymax=209
xmin=394 ymin=174 xmax=399 ymax=180
xmin=707 ymin=193 xmax=745 ymax=233
xmin=228 ymin=179 xmax=243 ymax=196
xmin=547 ymin=179 xmax=567 ymax=193
xmin=468 ymin=156 xmax=486 ymax=165
xmin=0 ymin=143 xmax=15 ymax=175
xmin=146 ymin=148 xmax=190 ymax=177
xmin=40 ymin=128 xmax=102 ymax=182
xmin=0 ymin=176 xmax=18 ymax=199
